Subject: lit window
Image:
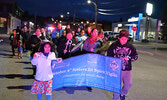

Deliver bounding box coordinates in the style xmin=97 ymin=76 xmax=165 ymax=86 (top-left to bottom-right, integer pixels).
xmin=0 ymin=17 xmax=7 ymax=27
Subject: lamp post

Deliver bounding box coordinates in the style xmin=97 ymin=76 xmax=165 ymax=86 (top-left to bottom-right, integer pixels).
xmin=87 ymin=0 xmax=97 ymax=28
xmin=145 ymin=2 xmax=153 ymax=40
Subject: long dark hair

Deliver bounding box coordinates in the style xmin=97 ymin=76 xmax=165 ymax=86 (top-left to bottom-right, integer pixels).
xmin=38 ymin=40 xmax=55 ymax=53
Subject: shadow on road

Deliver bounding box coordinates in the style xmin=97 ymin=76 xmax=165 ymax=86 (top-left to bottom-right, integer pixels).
xmin=24 ymin=67 xmax=33 ymax=69
xmin=7 ymin=85 xmax=32 ymax=90
xmin=15 ymin=61 xmax=31 ymax=64
xmin=0 ymin=74 xmax=34 ymax=79
xmin=0 ymin=53 xmax=13 ymax=58
xmin=0 ymin=49 xmax=11 ymax=52
xmin=55 ymin=87 xmax=92 ymax=94
xmin=6 ymin=86 xmax=92 ymax=93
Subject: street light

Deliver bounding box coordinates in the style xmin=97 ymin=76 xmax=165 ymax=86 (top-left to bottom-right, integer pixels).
xmin=67 ymin=12 xmax=70 ymax=18
xmin=87 ymin=0 xmax=97 ymax=28
xmin=87 ymin=0 xmax=91 ymax=4
xmin=60 ymin=15 xmax=64 ymax=18
xmin=145 ymin=2 xmax=153 ymax=40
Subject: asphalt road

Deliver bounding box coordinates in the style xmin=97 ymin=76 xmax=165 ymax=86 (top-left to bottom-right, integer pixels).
xmin=0 ymin=34 xmax=167 ymax=100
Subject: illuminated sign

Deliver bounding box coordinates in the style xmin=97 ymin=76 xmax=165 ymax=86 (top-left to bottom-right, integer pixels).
xmin=128 ymin=17 xmax=139 ymax=22
xmin=146 ymin=3 xmax=153 ymax=16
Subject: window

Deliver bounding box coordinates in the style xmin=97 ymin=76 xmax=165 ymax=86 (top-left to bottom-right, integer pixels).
xmin=0 ymin=17 xmax=7 ymax=28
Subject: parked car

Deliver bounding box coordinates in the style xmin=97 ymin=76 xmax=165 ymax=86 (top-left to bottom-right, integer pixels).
xmin=104 ymin=31 xmax=119 ymax=41
xmin=104 ymin=31 xmax=112 ymax=37
xmin=104 ymin=31 xmax=133 ymax=42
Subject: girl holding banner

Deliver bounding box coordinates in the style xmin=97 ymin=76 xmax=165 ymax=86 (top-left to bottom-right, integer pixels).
xmin=30 ymin=40 xmax=62 ymax=100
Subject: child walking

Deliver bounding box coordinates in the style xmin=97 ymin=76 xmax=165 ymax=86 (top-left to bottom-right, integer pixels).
xmin=18 ymin=40 xmax=23 ymax=59
xmin=107 ymin=29 xmax=138 ymax=100
xmin=30 ymin=40 xmax=61 ymax=100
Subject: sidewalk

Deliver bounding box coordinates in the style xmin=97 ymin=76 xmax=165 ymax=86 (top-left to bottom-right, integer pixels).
xmin=133 ymin=41 xmax=167 ymax=59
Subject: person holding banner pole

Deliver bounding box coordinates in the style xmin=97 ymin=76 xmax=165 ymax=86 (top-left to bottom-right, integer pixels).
xmin=107 ymin=29 xmax=138 ymax=100
xmin=83 ymin=28 xmax=102 ymax=91
xmin=30 ymin=40 xmax=62 ymax=100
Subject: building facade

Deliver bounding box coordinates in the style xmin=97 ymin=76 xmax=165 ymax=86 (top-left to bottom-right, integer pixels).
xmin=112 ymin=13 xmax=161 ymax=42
xmin=0 ymin=1 xmax=23 ymax=34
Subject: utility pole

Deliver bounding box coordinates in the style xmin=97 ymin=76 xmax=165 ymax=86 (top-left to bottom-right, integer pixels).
xmin=87 ymin=0 xmax=98 ymax=28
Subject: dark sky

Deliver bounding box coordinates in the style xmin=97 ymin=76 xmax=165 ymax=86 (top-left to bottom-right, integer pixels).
xmin=14 ymin=0 xmax=167 ymax=21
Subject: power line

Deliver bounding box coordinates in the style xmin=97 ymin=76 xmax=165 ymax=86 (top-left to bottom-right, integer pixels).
xmin=98 ymin=5 xmax=136 ymax=12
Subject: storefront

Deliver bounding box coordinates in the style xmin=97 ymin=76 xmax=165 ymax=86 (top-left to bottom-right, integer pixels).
xmin=112 ymin=13 xmax=160 ymax=42
xmin=0 ymin=16 xmax=7 ymax=34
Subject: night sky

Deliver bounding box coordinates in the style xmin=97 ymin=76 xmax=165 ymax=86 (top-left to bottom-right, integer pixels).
xmin=14 ymin=0 xmax=167 ymax=21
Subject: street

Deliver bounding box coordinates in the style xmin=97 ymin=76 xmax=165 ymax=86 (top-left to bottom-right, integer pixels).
xmin=0 ymin=34 xmax=167 ymax=100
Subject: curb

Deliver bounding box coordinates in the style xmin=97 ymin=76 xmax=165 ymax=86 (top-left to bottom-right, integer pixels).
xmin=137 ymin=50 xmax=154 ymax=56
xmin=137 ymin=50 xmax=167 ymax=59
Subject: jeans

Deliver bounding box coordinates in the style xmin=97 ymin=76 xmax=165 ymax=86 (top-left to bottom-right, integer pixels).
xmin=113 ymin=71 xmax=132 ymax=100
